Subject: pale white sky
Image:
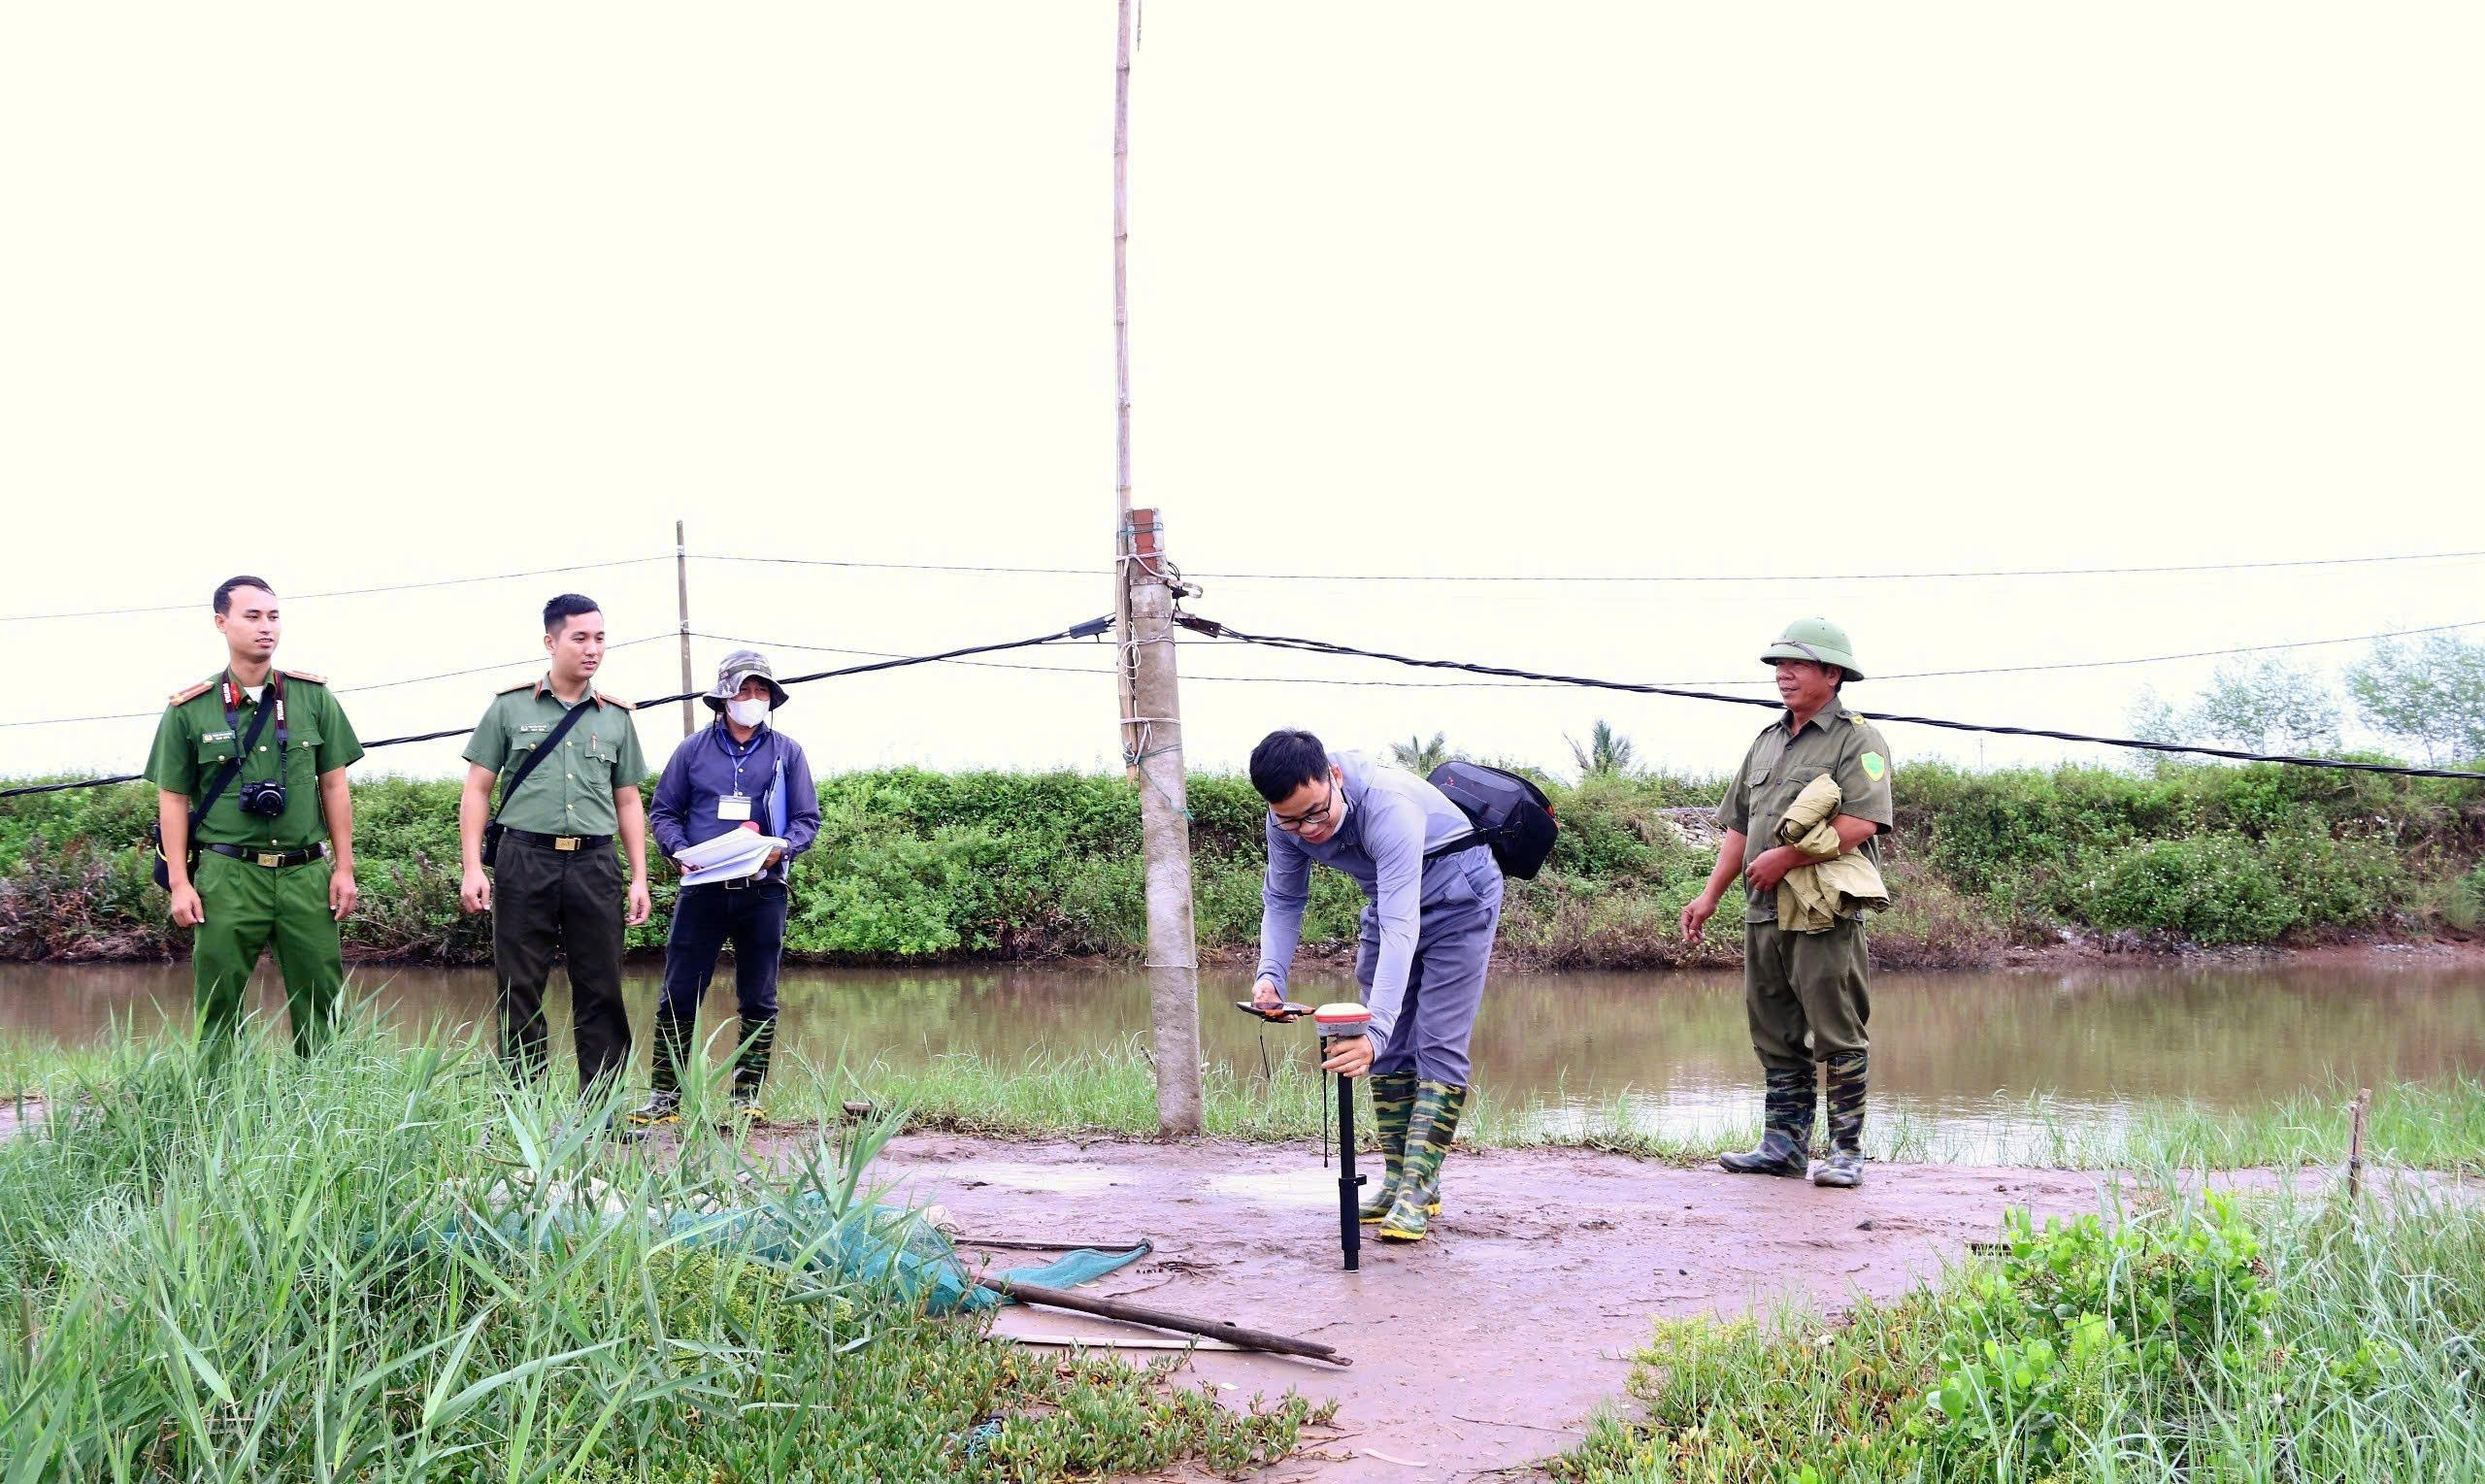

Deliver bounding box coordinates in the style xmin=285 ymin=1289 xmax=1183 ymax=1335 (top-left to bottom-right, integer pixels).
xmin=3 ymin=4 xmax=2479 ymax=785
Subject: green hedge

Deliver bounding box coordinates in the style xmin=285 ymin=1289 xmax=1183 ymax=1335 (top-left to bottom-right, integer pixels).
xmin=2 ymin=757 xmax=2478 ymax=965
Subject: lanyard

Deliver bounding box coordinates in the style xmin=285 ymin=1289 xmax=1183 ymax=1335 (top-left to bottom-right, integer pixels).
xmin=712 ymin=723 xmax=775 ymax=799
xmin=222 ymin=672 xmax=286 ymax=767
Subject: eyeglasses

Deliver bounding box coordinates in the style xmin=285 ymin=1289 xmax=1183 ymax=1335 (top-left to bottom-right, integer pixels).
xmin=1272 ymin=779 xmax=1342 ymax=835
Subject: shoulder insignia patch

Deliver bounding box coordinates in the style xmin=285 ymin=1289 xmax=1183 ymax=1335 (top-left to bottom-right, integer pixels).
xmin=496 ymin=678 xmax=537 ymax=695
xmin=594 ymin=691 xmax=637 ymax=711
xmin=279 ymin=668 xmax=327 ymax=685
xmin=1861 ymin=751 xmax=1887 ymax=780
xmin=168 ymin=681 xmax=213 ymax=705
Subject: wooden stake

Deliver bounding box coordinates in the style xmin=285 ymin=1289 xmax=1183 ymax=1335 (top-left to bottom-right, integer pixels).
xmin=2347 ymin=1086 xmax=2370 ymax=1200
xmin=980 ymin=1276 xmax=1348 ymax=1366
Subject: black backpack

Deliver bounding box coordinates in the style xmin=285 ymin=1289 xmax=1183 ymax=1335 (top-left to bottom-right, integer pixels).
xmin=1424 ymin=761 xmax=1560 ymax=880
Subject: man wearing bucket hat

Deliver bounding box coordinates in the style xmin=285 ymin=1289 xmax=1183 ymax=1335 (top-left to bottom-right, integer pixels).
xmin=1679 ymin=618 xmax=1894 ymax=1189
xmin=631 ymin=650 xmax=821 ymax=1129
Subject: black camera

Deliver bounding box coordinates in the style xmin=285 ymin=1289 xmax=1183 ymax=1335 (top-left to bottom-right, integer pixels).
xmin=238 ymin=779 xmax=287 ymax=817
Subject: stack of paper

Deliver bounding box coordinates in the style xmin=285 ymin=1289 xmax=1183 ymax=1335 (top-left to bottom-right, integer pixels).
xmin=676 ymin=829 xmax=788 ymax=885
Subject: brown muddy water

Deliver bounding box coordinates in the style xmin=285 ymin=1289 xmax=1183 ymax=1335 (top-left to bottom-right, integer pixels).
xmin=4 ymin=959 xmax=2477 ymax=1156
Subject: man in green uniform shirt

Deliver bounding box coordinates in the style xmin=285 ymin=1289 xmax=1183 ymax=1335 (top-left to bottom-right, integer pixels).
xmin=145 ymin=575 xmax=364 ymax=1053
xmin=458 ymin=593 xmax=652 ymax=1091
xmin=1680 ymin=618 xmax=1895 ymax=1189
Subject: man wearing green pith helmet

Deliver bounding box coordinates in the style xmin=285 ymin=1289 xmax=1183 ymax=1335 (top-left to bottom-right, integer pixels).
xmin=1680 ymin=618 xmax=1894 ymax=1189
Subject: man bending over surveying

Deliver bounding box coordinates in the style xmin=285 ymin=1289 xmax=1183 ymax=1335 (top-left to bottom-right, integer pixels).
xmin=1249 ymin=730 xmax=1504 ymax=1242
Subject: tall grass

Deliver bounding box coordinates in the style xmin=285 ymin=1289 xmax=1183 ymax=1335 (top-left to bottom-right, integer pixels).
xmin=0 ymin=1023 xmax=1322 ymax=1481
xmin=1556 ymin=1175 xmax=2485 ymax=1481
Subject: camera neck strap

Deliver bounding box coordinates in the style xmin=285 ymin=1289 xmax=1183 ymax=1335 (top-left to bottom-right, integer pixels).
xmin=191 ymin=673 xmax=279 ymax=830
xmin=221 ymin=671 xmax=286 ymax=762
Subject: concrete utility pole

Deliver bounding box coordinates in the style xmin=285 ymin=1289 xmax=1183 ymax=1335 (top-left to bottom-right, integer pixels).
xmin=1123 ymin=509 xmax=1203 ymax=1136
xmin=675 ymin=519 xmax=696 ymax=739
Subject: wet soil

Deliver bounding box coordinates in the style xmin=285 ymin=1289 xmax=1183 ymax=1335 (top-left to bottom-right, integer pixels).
xmin=812 ymin=1131 xmax=2294 ymax=1482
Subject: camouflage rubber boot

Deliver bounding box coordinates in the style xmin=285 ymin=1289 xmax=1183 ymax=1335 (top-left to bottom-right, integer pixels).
xmin=1718 ymin=1067 xmax=1815 ymax=1178
xmin=1813 ymin=1050 xmax=1867 ymax=1188
xmin=1359 ymin=1072 xmax=1418 ymax=1222
xmin=1378 ymin=1081 xmax=1468 ymax=1242
xmin=722 ymin=1018 xmax=777 ymax=1129
xmin=627 ymin=1009 xmax=690 ymax=1129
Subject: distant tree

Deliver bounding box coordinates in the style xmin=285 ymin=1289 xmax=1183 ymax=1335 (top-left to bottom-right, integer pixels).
xmin=2127 ymin=658 xmax=2343 ymax=755
xmin=1567 ymin=719 xmax=1638 ymax=778
xmin=2346 ymin=632 xmax=2485 ymax=765
xmin=1390 ymin=732 xmax=1455 ymax=775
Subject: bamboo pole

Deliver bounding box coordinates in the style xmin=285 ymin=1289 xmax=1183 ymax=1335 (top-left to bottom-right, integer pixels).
xmin=1110 ymin=0 xmax=1139 ymax=781
xmin=674 ymin=519 xmax=696 ymax=739
xmin=979 ymin=1276 xmax=1349 ymax=1366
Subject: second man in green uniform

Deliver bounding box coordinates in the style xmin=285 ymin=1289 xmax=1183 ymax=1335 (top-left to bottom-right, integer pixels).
xmin=458 ymin=593 xmax=652 ymax=1091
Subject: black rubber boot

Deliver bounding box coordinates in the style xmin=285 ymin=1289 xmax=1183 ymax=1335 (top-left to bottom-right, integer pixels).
xmin=723 ymin=1016 xmax=777 ymax=1128
xmin=1813 ymin=1050 xmax=1867 ymax=1188
xmin=1719 ymin=1067 xmax=1815 ymax=1178
xmin=627 ymin=1009 xmax=691 ymax=1129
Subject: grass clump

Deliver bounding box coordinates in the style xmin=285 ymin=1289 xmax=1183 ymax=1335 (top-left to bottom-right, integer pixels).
xmin=1557 ymin=1179 xmax=2483 ymax=1482
xmin=0 ymin=1023 xmax=1323 ymax=1481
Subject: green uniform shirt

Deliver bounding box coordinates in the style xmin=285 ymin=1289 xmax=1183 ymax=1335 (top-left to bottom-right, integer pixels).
xmin=1714 ymin=695 xmax=1895 ymax=925
xmin=462 ymin=677 xmax=646 ymax=837
xmin=143 ymin=671 xmax=364 ymax=850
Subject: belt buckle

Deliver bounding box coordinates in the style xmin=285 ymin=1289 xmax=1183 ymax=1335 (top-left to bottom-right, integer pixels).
xmin=722 ymin=875 xmax=747 ymax=891
xmin=256 ymin=852 xmax=283 ymax=869
xmin=554 ymin=837 xmax=580 ymax=852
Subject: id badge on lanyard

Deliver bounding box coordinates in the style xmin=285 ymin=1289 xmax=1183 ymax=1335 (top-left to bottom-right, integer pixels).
xmin=716 ymin=793 xmax=752 ymax=822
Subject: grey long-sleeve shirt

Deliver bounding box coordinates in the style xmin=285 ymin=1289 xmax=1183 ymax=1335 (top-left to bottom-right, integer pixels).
xmin=1256 ymin=754 xmax=1482 ymax=1046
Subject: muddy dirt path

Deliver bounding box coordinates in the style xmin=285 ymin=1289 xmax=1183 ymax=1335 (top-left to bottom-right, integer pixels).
xmin=825 ymin=1133 xmax=2174 ymax=1482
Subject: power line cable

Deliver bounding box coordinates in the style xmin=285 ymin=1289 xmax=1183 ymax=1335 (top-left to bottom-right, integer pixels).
xmin=0 ymin=615 xmax=1112 ymax=801
xmin=0 ymin=556 xmax=672 ymax=625
xmin=692 ymin=547 xmax=2485 ymax=586
xmin=698 ymin=619 xmax=2481 ymax=690
xmin=1170 ymin=611 xmax=2485 ymax=781
xmin=0 ymin=636 xmax=674 ymax=730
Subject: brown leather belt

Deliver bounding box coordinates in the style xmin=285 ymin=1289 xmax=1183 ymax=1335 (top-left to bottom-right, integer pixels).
xmin=206 ymin=842 xmax=328 ymax=870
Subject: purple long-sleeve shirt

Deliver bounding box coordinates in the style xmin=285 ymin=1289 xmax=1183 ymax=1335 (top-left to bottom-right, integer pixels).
xmin=649 ymin=720 xmax=822 ymax=883
xmin=1256 ymin=754 xmax=1483 ymax=1047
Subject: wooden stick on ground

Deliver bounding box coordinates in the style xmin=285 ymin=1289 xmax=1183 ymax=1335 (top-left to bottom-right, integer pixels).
xmin=957 ymin=1237 xmax=1154 ymax=1255
xmin=1006 ymin=1332 xmax=1247 ymax=1353
xmin=2348 ymin=1087 xmax=2371 ymax=1201
xmin=979 ymin=1276 xmax=1349 ymax=1367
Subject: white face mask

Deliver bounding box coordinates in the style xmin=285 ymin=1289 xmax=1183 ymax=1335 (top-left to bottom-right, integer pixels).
xmin=726 ymin=697 xmax=771 ymax=727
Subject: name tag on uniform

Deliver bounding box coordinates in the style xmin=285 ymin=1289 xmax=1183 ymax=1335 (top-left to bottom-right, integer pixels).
xmin=716 ymin=794 xmax=752 ymax=822
xmin=203 ymin=730 xmax=236 ymax=742
xmin=518 ymin=724 xmax=550 ymax=735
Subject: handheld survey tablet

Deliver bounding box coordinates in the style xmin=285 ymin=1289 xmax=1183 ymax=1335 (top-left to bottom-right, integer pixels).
xmin=1233 ymin=1000 xmax=1313 ymax=1024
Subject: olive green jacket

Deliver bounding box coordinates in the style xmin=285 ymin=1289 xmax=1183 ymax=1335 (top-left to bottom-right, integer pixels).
xmin=1773 ymin=773 xmax=1891 ymax=933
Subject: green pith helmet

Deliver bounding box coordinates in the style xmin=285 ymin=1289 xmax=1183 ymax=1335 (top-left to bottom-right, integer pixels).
xmin=1760 ymin=617 xmax=1864 ymax=681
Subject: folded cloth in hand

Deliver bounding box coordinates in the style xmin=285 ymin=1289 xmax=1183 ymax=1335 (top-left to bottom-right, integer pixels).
xmin=1773 ymin=773 xmax=1890 ymax=933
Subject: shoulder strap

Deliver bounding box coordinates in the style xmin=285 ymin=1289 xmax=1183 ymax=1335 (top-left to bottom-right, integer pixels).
xmin=489 ymin=698 xmax=596 ymax=822
xmin=191 ymin=685 xmax=277 ymax=830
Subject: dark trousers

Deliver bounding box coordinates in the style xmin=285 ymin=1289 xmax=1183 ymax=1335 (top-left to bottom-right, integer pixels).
xmin=490 ymin=837 xmax=630 ymax=1090
xmin=658 ymin=881 xmax=787 ymax=1030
